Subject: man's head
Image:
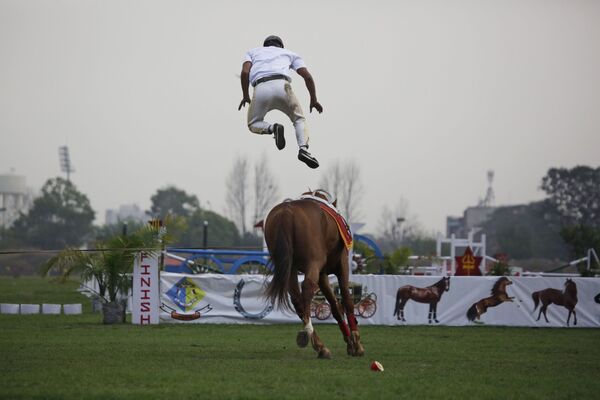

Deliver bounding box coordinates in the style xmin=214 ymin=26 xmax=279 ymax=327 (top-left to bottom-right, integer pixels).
xmin=263 ymin=35 xmax=284 ymax=48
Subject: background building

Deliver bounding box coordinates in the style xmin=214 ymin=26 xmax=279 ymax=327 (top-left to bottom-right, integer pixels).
xmin=105 ymin=203 xmax=146 ymax=225
xmin=446 ymin=170 xmax=496 ymax=238
xmin=0 ymin=172 xmax=32 ymax=229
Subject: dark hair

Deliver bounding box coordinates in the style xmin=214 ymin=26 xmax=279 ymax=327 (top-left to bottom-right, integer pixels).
xmin=263 ymin=35 xmax=284 ymax=48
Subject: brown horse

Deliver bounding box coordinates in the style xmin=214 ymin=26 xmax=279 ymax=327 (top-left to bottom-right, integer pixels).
xmin=532 ymin=278 xmax=578 ymax=326
xmin=393 ymin=277 xmax=450 ymax=323
xmin=264 ymin=190 xmax=364 ymax=359
xmin=466 ymin=277 xmax=514 ymax=322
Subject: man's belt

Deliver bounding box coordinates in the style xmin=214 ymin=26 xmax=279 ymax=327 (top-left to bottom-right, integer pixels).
xmin=252 ymin=74 xmax=291 ymax=87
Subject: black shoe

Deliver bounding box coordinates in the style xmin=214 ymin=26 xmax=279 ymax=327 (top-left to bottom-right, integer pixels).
xmin=272 ymin=124 xmax=285 ymax=150
xmin=298 ymin=148 xmax=319 ymax=169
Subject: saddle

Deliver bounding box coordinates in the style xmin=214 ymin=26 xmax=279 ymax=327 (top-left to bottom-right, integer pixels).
xmin=300 ymin=190 xmax=353 ymax=250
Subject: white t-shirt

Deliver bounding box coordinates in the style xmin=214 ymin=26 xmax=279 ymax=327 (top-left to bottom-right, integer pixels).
xmin=244 ymin=46 xmax=306 ymax=85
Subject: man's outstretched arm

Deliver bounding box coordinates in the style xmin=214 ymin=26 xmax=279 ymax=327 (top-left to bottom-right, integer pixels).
xmin=296 ymin=67 xmax=323 ymax=113
xmin=238 ymin=61 xmax=252 ymax=110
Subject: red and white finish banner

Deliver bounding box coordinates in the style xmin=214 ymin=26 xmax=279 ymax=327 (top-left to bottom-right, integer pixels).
xmin=158 ymin=273 xmax=600 ymax=328
xmin=132 ymin=253 xmax=160 ymax=325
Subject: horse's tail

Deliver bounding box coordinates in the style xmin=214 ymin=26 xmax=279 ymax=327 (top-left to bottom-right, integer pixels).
xmin=532 ymin=291 xmax=540 ymax=312
xmin=264 ymin=208 xmax=294 ymax=312
xmin=393 ymin=289 xmax=401 ymax=317
xmin=466 ymin=303 xmax=478 ymax=321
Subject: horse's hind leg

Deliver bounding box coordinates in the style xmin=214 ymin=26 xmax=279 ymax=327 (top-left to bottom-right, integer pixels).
xmin=288 ymin=274 xmax=304 ymax=321
xmin=337 ymin=258 xmax=365 ymax=357
xmin=296 ymin=273 xmax=316 ymax=348
xmin=298 ymin=267 xmax=330 ymax=359
xmin=399 ymin=299 xmax=408 ymax=322
xmin=290 ymin=275 xmax=312 ymax=347
xmin=308 ymin=327 xmax=330 ymax=359
xmin=317 ymin=273 xmax=351 ymax=357
xmin=541 ymin=303 xmax=550 ymax=323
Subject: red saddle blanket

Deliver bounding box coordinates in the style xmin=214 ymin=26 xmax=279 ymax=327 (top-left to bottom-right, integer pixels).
xmin=318 ymin=203 xmax=353 ymax=250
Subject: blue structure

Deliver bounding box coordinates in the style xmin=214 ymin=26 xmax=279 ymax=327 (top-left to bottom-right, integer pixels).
xmin=165 ymin=235 xmax=383 ymax=275
xmin=353 ymin=234 xmax=384 ymax=259
xmin=165 ymin=248 xmax=271 ymax=274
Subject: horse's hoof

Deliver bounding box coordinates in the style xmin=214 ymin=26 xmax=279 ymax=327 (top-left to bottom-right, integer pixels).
xmin=346 ymin=339 xmax=365 ymax=357
xmin=347 ymin=344 xmax=365 ymax=357
xmin=354 ymin=343 xmax=365 ymax=357
xmin=318 ymin=348 xmax=332 ymax=359
xmin=346 ymin=342 xmax=355 ymax=356
xmin=296 ymin=330 xmax=309 ymax=348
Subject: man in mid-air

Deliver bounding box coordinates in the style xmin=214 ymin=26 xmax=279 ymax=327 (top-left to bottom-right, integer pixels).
xmin=238 ymin=35 xmax=323 ymax=169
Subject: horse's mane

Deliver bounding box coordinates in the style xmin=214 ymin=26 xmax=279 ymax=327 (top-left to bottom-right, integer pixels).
xmin=491 ymin=277 xmax=509 ymax=295
xmin=433 ymin=276 xmax=449 ymax=289
xmin=564 ymin=279 xmax=578 ymax=296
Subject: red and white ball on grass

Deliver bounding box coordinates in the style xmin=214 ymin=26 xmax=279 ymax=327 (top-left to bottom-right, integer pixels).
xmin=370 ymin=361 xmax=384 ymax=372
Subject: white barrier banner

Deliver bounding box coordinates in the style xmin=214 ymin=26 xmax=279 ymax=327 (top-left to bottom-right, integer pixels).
xmin=159 ymin=273 xmax=600 ymax=327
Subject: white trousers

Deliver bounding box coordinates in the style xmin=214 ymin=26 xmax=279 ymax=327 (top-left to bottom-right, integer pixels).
xmin=247 ymin=79 xmax=309 ymax=148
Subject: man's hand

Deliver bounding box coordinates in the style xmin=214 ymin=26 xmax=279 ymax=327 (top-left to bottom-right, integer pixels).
xmin=310 ymin=100 xmax=323 ymax=114
xmin=238 ymin=97 xmax=251 ymax=110
xmin=239 ymin=61 xmax=252 ymax=110
xmin=297 ymin=68 xmax=322 ymax=114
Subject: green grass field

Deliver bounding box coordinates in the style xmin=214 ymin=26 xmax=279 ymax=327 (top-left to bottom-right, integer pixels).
xmin=1 ymin=277 xmax=600 ymax=399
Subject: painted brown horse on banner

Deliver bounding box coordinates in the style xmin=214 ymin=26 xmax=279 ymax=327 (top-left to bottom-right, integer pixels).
xmin=466 ymin=277 xmax=514 ymax=322
xmin=393 ymin=277 xmax=450 ymax=323
xmin=532 ymin=278 xmax=578 ymax=326
xmin=264 ymin=190 xmax=364 ymax=359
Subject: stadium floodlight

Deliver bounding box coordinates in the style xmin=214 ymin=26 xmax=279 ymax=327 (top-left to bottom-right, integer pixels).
xmin=58 ymin=146 xmax=75 ymax=181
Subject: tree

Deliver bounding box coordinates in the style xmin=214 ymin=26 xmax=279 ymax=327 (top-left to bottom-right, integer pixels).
xmin=226 ymin=156 xmax=250 ymax=236
xmin=559 ymin=224 xmax=600 ymax=259
xmin=383 ymin=247 xmax=412 ymax=274
xmin=93 ymin=219 xmax=146 ymax=242
xmin=402 ymin=234 xmax=437 ymax=257
xmin=319 ymin=161 xmax=343 ymax=204
xmin=226 ymin=155 xmax=280 ymax=240
xmin=176 ymin=209 xmax=241 ymax=248
xmin=541 ymin=166 xmax=600 ymax=257
xmin=541 ymin=166 xmax=600 ymax=227
xmin=10 ymin=177 xmax=95 ymax=249
xmin=376 ymin=198 xmax=428 ymax=253
xmin=377 ymin=199 xmax=410 ymax=248
xmin=482 ymin=201 xmax=569 ymax=260
xmin=319 ymin=159 xmax=363 ymax=222
xmin=252 ymin=154 xmax=279 ymax=226
xmin=148 ymin=186 xmax=199 ymax=219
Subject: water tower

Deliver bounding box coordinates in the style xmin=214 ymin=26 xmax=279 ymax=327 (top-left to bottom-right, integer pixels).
xmin=0 ymin=173 xmax=27 ymax=228
xmin=479 ymin=170 xmax=495 ymax=207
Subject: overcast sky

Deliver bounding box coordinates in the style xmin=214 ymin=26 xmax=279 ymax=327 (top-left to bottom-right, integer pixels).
xmin=1 ymin=0 xmax=599 ymax=235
